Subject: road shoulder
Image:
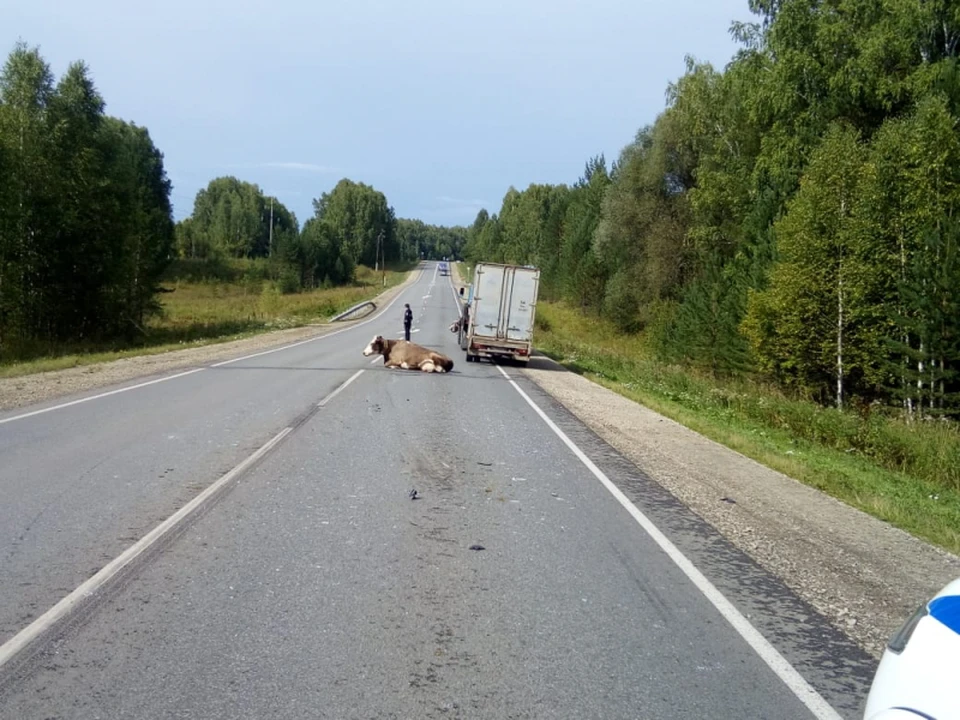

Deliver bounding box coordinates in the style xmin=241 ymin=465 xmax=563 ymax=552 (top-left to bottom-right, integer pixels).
xmin=520 ymin=354 xmax=960 ymax=659
xmin=0 ymin=268 xmax=423 ymax=414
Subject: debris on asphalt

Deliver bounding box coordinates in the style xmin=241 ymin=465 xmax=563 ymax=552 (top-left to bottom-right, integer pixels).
xmin=409 ymin=488 xmax=419 ymax=500
xmin=469 ymin=544 xmax=485 ymax=551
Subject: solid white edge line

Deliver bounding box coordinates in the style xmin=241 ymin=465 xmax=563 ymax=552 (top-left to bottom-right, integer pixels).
xmin=495 ymin=364 xmax=843 ymax=720
xmin=318 ymin=369 xmax=365 ymax=407
xmin=0 ymin=266 xmax=428 ymax=426
xmin=0 ymin=425 xmax=293 ymax=672
xmin=448 ymin=271 xmax=461 ymax=305
xmin=0 ymin=368 xmax=206 ymax=427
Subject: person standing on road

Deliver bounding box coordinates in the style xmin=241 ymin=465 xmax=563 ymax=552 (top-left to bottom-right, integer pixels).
xmin=403 ymin=303 xmax=413 ymax=341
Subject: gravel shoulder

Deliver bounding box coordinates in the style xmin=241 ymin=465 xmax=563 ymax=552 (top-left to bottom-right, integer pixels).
xmin=520 ymin=355 xmax=960 ymax=659
xmin=0 ymin=270 xmax=421 ymax=414
xmin=6 ymin=262 xmax=959 ymax=661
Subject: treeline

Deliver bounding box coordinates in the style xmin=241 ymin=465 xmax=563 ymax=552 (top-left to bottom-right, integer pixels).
xmin=0 ymin=43 xmax=174 ymax=353
xmin=175 ymin=177 xmax=466 ymax=290
xmin=0 ymin=40 xmax=464 ymax=358
xmin=175 ymin=177 xmax=394 ymax=289
xmin=396 ymin=219 xmax=466 ymax=262
xmin=465 ymin=0 xmax=960 ymax=418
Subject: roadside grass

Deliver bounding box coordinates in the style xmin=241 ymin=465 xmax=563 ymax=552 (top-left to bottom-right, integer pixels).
xmin=533 ymin=301 xmax=960 ymax=555
xmin=0 ymin=261 xmax=415 ymax=379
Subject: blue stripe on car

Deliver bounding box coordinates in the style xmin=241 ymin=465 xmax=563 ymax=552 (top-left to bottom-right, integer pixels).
xmin=929 ymin=595 xmax=960 ymax=635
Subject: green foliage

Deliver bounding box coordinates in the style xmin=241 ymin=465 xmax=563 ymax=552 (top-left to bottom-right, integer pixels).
xmin=175 ymin=175 xmax=442 ymax=297
xmin=0 ymin=42 xmax=460 ymax=364
xmin=743 ymin=123 xmax=875 ymax=406
xmin=662 ymin=251 xmax=752 ymax=375
xmin=594 ymin=124 xmax=692 ymax=317
xmin=535 ymin=300 xmax=960 ymax=553
xmin=180 ymin=177 xmax=298 ymax=260
xmin=312 ymin=178 xmax=396 ymax=267
xmin=602 ymin=268 xmax=640 ymax=333
xmin=465 ymin=0 xmax=960 ymax=422
xmin=0 ymin=42 xmax=174 ymax=354
xmin=10 ymin=0 xmax=960 ymax=428
xmin=396 ymin=218 xmax=466 ymax=261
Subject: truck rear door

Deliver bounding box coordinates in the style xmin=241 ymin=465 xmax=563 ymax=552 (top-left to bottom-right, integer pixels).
xmin=473 ymin=264 xmax=505 ymax=340
xmin=505 ymin=268 xmax=537 ymax=343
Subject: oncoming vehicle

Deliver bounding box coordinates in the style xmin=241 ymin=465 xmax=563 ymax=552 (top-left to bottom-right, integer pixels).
xmin=863 ymin=576 xmax=960 ymax=719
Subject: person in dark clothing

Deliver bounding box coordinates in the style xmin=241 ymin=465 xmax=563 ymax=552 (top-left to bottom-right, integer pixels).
xmin=403 ymin=303 xmax=413 ymax=341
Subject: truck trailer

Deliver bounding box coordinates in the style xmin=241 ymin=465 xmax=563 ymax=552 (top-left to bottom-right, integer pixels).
xmin=460 ymin=262 xmax=540 ymax=364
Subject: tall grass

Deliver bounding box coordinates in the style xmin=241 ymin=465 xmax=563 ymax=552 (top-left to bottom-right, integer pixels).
xmin=534 ymin=301 xmax=960 ymax=554
xmin=0 ymin=260 xmax=415 ymax=376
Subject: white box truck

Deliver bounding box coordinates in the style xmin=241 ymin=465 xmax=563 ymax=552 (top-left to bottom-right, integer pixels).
xmin=460 ymin=262 xmax=540 ymax=364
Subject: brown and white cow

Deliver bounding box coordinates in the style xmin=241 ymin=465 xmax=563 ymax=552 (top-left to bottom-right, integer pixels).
xmin=362 ymin=335 xmax=454 ymax=373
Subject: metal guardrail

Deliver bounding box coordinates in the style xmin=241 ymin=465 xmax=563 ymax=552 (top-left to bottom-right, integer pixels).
xmin=330 ymin=300 xmax=376 ymax=322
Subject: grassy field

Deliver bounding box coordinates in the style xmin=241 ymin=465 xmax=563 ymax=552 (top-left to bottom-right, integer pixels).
xmin=533 ymin=301 xmax=960 ymax=555
xmin=0 ymin=261 xmax=415 ymax=379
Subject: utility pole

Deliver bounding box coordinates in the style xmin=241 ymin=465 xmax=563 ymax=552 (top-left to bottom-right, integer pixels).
xmin=268 ymin=197 xmax=274 ymax=257
xmin=377 ymin=229 xmax=386 ymax=287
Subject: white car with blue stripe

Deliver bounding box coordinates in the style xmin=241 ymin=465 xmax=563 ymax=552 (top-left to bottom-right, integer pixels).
xmin=864 ymin=576 xmax=960 ymax=719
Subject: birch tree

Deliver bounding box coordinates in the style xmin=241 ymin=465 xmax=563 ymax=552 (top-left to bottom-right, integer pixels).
xmin=742 ymin=124 xmax=870 ymax=406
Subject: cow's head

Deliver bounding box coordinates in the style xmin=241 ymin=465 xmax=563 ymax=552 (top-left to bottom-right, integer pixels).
xmin=362 ymin=335 xmax=387 ymax=357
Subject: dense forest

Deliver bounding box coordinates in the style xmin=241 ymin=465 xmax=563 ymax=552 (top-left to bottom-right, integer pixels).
xmin=0 ymin=41 xmax=465 ymax=359
xmin=464 ymin=0 xmax=960 ymax=418
xmin=175 ymin=176 xmax=467 ymax=291
xmin=0 ymin=42 xmax=174 ymax=352
xmin=8 ymin=0 xmax=959 ymax=420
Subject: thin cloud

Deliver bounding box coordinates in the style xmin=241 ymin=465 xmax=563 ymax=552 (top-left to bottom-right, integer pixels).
xmin=263 ymin=162 xmax=339 ymax=173
xmin=221 ymin=162 xmax=338 ymax=173
xmin=436 ymin=195 xmax=488 ymax=208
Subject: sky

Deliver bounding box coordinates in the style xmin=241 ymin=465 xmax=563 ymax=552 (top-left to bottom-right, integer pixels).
xmin=5 ymin=0 xmax=754 ymax=228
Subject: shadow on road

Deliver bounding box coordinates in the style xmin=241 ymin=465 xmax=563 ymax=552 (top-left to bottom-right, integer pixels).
xmin=209 ymin=365 xmax=362 ymax=372
xmin=206 ymin=353 xmax=576 ymax=379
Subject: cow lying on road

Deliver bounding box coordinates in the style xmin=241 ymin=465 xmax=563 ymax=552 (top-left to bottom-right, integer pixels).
xmin=362 ymin=335 xmax=454 ymax=373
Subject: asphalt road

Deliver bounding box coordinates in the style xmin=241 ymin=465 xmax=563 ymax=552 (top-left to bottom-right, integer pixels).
xmin=0 ymin=262 xmax=876 ymax=719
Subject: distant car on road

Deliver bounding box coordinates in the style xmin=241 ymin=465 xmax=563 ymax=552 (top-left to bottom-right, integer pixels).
xmin=438 ymin=261 xmax=448 ymax=276
xmin=863 ymin=576 xmax=960 ymax=719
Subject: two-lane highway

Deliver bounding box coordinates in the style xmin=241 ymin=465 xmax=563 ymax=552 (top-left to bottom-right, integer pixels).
xmin=0 ymin=264 xmax=434 ymax=647
xmin=0 ymin=262 xmax=875 ymax=718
